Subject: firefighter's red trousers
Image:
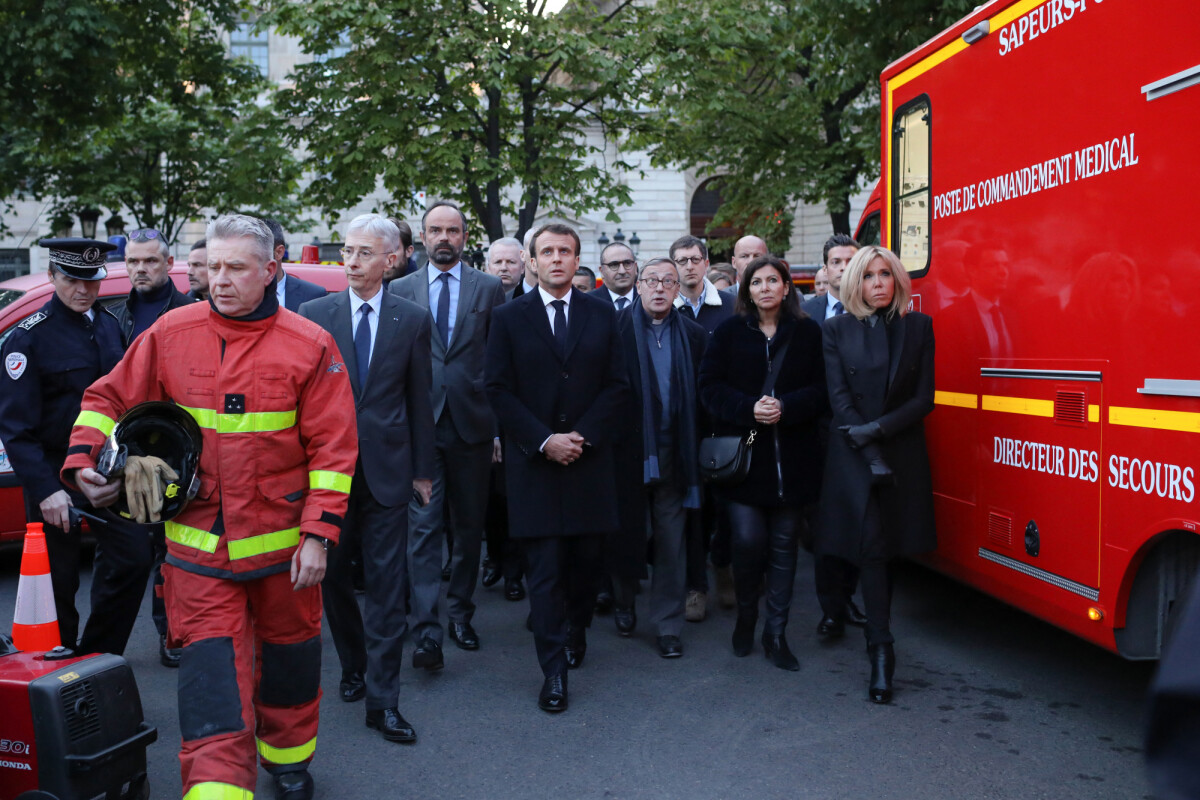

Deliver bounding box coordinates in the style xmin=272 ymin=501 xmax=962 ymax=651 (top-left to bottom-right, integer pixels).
xmin=163 ymin=564 xmax=323 ymax=799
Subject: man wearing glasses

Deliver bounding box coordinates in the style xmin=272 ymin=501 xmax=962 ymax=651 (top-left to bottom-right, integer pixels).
xmin=391 ymin=200 xmax=506 ymax=667
xmin=611 ymin=257 xmax=706 ymax=657
xmin=593 ymin=241 xmax=639 ymax=310
xmin=671 ymin=235 xmax=735 ymax=334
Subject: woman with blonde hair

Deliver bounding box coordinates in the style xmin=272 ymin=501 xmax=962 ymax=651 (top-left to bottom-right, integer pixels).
xmin=815 ymin=245 xmax=936 ymax=703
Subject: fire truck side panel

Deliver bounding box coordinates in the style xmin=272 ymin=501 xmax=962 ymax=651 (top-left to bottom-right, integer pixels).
xmin=878 ymin=0 xmax=1200 ymax=656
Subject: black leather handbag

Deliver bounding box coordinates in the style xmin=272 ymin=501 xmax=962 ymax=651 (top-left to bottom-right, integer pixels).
xmin=697 ymin=335 xmax=791 ymax=485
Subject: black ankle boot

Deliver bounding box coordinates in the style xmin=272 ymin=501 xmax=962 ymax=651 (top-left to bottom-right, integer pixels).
xmin=732 ymin=616 xmax=756 ymax=657
xmin=762 ymin=632 xmax=800 ymax=671
xmin=867 ymin=642 xmax=895 ymax=704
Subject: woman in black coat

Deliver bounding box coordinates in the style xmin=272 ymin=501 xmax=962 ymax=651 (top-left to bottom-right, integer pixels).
xmin=816 ymin=245 xmax=936 ymax=704
xmin=698 ymin=256 xmax=828 ymax=670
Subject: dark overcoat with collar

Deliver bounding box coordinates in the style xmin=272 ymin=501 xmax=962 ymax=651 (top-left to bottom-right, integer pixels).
xmin=282 ymin=272 xmax=327 ymax=312
xmin=485 ymin=287 xmax=629 ymax=538
xmin=298 ymin=289 xmax=435 ymax=507
xmin=389 ymin=263 xmax=505 ymax=445
xmin=815 ymin=310 xmax=937 ymax=561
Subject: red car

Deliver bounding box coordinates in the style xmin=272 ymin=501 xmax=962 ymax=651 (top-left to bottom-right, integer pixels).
xmin=0 ymin=262 xmax=349 ymax=543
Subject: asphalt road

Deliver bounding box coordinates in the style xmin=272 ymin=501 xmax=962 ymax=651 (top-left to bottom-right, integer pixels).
xmin=0 ymin=543 xmax=1156 ymax=800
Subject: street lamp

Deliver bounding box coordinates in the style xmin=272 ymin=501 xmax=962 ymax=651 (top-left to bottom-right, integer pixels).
xmin=613 ymin=229 xmax=626 ymax=244
xmin=629 ymin=232 xmax=640 ymax=257
xmin=78 ymin=209 xmax=101 ymax=240
xmin=598 ymin=231 xmax=610 ymax=247
xmin=104 ymin=214 xmax=126 ymax=238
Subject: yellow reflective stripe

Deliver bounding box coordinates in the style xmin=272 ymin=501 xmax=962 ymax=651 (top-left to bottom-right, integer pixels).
xmin=165 ymin=521 xmax=219 ymax=554
xmin=309 ymin=470 xmax=351 ymax=494
xmin=981 ymin=394 xmax=1054 ymax=418
xmin=183 ymin=781 xmax=253 ymax=800
xmin=934 ymin=390 xmax=977 ymax=409
xmin=74 ymin=410 xmax=116 ymax=437
xmin=256 ymin=736 xmax=316 ymax=765
xmin=1110 ymin=406 xmax=1200 ymax=434
xmin=179 ymin=404 xmax=297 ymax=434
xmin=1088 ymin=404 xmax=1100 ymax=423
xmin=227 ymin=528 xmax=301 ymax=561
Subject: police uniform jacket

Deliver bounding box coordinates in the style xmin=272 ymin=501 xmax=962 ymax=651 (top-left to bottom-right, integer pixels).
xmin=63 ymin=296 xmax=358 ymax=580
xmin=0 ymin=294 xmax=125 ymax=505
xmin=110 ymin=283 xmax=195 ymax=347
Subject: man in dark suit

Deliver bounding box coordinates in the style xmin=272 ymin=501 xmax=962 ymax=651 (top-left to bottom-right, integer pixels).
xmin=265 ymin=219 xmax=326 ymax=311
xmin=592 ymin=241 xmax=638 ymax=310
xmin=505 ymin=228 xmax=539 ymax=301
xmin=485 ymin=223 xmax=629 ymax=712
xmin=299 ymin=214 xmax=435 ymax=743
xmin=391 ymin=200 xmax=505 ymax=663
xmin=802 ymin=234 xmax=868 ymax=640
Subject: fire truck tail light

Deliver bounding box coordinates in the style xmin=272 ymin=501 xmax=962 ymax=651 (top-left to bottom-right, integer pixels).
xmin=1087 ymin=607 xmax=1105 ymax=622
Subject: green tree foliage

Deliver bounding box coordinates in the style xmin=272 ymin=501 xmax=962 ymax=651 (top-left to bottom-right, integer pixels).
xmin=642 ymin=0 xmax=975 ymax=242
xmin=1 ymin=0 xmax=306 ymax=241
xmin=264 ymin=0 xmax=653 ymax=241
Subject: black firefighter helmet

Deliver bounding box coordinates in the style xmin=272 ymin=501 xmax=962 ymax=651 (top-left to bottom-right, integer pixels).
xmin=95 ymin=401 xmax=203 ymax=523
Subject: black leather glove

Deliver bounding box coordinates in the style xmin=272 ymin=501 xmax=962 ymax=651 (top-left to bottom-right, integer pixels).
xmin=838 ymin=421 xmax=883 ymax=449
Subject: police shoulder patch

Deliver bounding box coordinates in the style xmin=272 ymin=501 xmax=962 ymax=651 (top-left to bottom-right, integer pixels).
xmin=6 ymin=352 xmax=28 ymax=380
xmin=18 ymin=312 xmax=46 ymax=331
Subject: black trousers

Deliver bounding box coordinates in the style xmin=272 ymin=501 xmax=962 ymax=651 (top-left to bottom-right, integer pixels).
xmin=708 ymin=491 xmax=733 ymax=570
xmin=814 ymin=553 xmax=861 ymax=620
xmin=484 ymin=465 xmax=523 ymax=581
xmin=322 ymin=470 xmax=410 ymax=711
xmin=727 ymin=501 xmax=802 ymax=635
xmin=26 ymin=494 xmax=152 ymax=655
xmin=522 ymin=534 xmax=604 ymax=678
xmin=150 ymin=525 xmax=168 ymax=638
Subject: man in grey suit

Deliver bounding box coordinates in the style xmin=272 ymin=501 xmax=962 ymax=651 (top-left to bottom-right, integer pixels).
xmin=299 ymin=214 xmax=435 ymax=744
xmin=391 ymin=200 xmax=505 ymax=666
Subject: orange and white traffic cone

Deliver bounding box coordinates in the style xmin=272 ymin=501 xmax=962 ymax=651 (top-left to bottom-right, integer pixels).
xmin=11 ymin=522 xmax=61 ymax=652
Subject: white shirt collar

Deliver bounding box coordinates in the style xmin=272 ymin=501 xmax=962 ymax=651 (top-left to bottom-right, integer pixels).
xmin=538 ymin=285 xmax=572 ymax=308
xmin=826 ymin=292 xmax=843 ymax=313
xmin=607 ymin=287 xmax=633 ymax=305
xmin=349 ymin=285 xmax=384 ymax=316
xmin=428 ymin=262 xmax=463 ymax=284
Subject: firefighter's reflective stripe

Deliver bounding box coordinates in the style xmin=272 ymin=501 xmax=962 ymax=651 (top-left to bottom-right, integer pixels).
xmin=227 ymin=528 xmax=301 ymax=561
xmin=183 ymin=782 xmax=253 ymax=800
xmin=166 ymin=523 xmax=301 ymax=560
xmin=309 ymin=470 xmax=351 ymax=493
xmin=179 ymin=404 xmax=297 ymax=434
xmin=256 ymin=736 xmax=316 ymax=765
xmin=74 ymin=409 xmax=116 ymax=437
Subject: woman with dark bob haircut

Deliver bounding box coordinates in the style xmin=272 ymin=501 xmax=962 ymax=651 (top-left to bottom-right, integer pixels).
xmin=698 ymin=255 xmax=828 ymax=670
xmin=816 ymin=245 xmax=936 ymax=704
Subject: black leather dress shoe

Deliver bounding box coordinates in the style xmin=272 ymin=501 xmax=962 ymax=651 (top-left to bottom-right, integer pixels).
xmin=481 ymin=557 xmax=501 ymax=587
xmin=505 ymin=578 xmax=526 ymax=601
xmin=273 ymin=769 xmax=314 ymax=800
xmin=816 ymin=615 xmax=845 ymax=640
xmin=412 ymin=638 xmax=444 ymax=671
xmin=159 ymin=635 xmax=181 ymax=668
xmin=845 ymin=599 xmax=868 ymax=627
xmin=657 ymin=635 xmax=683 ymax=658
xmin=366 ymin=707 xmax=417 ymax=743
xmin=449 ymin=621 xmax=480 ymax=651
xmin=613 ymin=607 xmax=636 ymax=637
xmin=564 ymin=626 xmax=587 ymax=669
xmin=594 ymin=590 xmax=614 ymax=615
xmin=538 ymin=673 xmax=568 ymax=713
xmin=762 ymin=632 xmax=800 ymax=672
xmin=339 ymin=671 xmax=366 ymax=703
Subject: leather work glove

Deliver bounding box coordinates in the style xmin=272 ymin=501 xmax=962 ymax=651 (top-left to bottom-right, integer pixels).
xmin=839 ymin=421 xmax=883 ymax=449
xmin=124 ymin=455 xmax=180 ymax=523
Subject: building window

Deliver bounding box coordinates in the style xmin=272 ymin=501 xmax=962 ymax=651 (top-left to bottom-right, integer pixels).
xmin=314 ymin=32 xmax=352 ymax=63
xmin=231 ymin=22 xmax=269 ymax=76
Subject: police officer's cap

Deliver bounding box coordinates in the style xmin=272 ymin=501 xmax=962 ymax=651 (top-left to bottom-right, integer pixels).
xmin=38 ymin=238 xmax=115 ymax=281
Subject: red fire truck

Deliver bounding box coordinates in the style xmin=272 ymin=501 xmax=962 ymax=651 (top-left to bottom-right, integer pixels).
xmin=865 ymin=0 xmax=1200 ymax=658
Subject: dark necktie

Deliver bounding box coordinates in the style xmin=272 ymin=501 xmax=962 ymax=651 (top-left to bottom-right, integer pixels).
xmin=616 ymin=296 xmax=629 ymax=311
xmin=436 ymin=272 xmax=451 ymax=346
xmin=355 ymin=304 xmax=372 ymax=387
xmin=833 ymin=301 xmax=844 ymax=316
xmin=552 ymin=300 xmax=568 ymax=355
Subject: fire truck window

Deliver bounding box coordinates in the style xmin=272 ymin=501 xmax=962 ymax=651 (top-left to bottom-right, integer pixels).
xmin=893 ymin=98 xmax=930 ymax=274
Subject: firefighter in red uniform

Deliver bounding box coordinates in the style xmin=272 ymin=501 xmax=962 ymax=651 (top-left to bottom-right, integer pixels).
xmin=62 ymin=214 xmax=357 ymax=800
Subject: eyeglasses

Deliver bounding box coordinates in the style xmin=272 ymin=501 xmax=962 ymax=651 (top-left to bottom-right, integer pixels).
xmin=602 ymin=259 xmax=637 ymax=272
xmin=673 ymin=256 xmax=706 ymax=266
xmin=639 ymin=277 xmax=679 ymax=289
xmin=128 ymin=228 xmax=163 ymax=242
xmin=340 ymin=247 xmax=378 ymax=261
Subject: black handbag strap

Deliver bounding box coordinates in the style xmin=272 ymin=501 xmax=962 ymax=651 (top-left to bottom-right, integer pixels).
xmin=761 ymin=334 xmax=792 ymax=397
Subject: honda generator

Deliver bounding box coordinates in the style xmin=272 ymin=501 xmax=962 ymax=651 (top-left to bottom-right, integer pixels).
xmin=0 ymin=634 xmax=157 ymax=800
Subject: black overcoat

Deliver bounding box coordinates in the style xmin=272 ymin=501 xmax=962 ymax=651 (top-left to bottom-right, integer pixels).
xmin=815 ymin=311 xmax=937 ymax=561
xmin=609 ymin=309 xmax=707 ymax=578
xmin=485 ymin=288 xmax=629 ymax=538
xmin=697 ymin=313 xmax=827 ymax=508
